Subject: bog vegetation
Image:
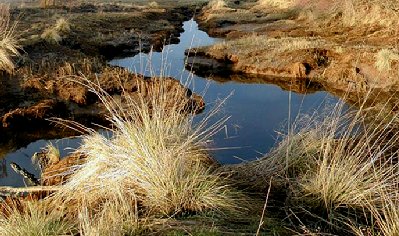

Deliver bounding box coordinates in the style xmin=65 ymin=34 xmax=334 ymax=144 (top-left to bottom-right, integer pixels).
xmin=0 ymin=4 xmax=19 ymax=74
xmin=1 ymin=0 xmax=399 ymax=235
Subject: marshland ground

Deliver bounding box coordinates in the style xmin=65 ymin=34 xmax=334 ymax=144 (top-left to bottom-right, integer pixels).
xmin=1 ymin=0 xmax=399 ymax=235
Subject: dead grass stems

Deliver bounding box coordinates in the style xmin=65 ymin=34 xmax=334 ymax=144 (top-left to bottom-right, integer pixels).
xmin=41 ymin=75 xmax=244 ymax=233
xmin=0 ymin=4 xmax=20 ymax=74
xmin=0 ymin=200 xmax=75 ymax=236
xmin=237 ymin=90 xmax=399 ymax=234
xmin=41 ymin=17 xmax=71 ymax=44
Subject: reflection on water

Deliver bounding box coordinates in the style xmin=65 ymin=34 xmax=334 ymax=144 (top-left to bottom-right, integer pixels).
xmin=1 ymin=19 xmax=339 ymax=187
xmin=110 ymin=19 xmax=339 ymax=164
xmin=0 ymin=137 xmax=82 ymax=187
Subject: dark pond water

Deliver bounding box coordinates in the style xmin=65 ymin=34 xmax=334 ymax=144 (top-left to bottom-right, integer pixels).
xmin=109 ymin=19 xmax=338 ymax=164
xmin=0 ymin=19 xmax=337 ymax=187
xmin=0 ymin=137 xmax=82 ymax=187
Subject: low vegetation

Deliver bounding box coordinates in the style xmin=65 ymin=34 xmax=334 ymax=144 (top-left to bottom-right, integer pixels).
xmin=2 ymin=0 xmax=399 ymax=235
xmin=4 ymin=81 xmax=399 ymax=235
xmin=41 ymin=18 xmax=71 ymax=44
xmin=229 ymin=96 xmax=399 ymax=234
xmin=257 ymin=0 xmax=296 ymax=9
xmin=375 ymin=48 xmax=399 ymax=72
xmin=255 ymin=0 xmax=399 ymax=28
xmin=0 ymin=76 xmax=250 ymax=235
xmin=196 ymin=0 xmax=399 ymax=99
xmin=0 ymin=4 xmax=19 ymax=74
xmin=39 ymin=0 xmax=79 ymax=8
xmin=0 ymin=201 xmax=74 ymax=236
xmin=206 ymin=0 xmax=228 ymax=11
xmin=53 ymin=77 xmax=240 ymax=217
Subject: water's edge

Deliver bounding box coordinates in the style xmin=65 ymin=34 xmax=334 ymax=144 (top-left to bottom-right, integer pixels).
xmin=0 ymin=19 xmax=337 ymax=187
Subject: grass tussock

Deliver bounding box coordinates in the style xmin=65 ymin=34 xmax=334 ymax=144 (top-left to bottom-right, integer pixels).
xmin=0 ymin=201 xmax=75 ymax=236
xmin=41 ymin=18 xmax=71 ymax=44
xmin=375 ymin=48 xmax=399 ymax=72
xmin=239 ymin=95 xmax=399 ymax=233
xmin=148 ymin=1 xmax=160 ymax=8
xmin=205 ymin=0 xmax=228 ymax=11
xmin=0 ymin=4 xmax=20 ymax=74
xmin=51 ymin=77 xmax=240 ymax=220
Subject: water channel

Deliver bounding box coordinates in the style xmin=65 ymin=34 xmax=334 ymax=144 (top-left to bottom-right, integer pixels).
xmin=0 ymin=19 xmax=337 ymax=186
xmin=109 ymin=19 xmax=337 ymax=163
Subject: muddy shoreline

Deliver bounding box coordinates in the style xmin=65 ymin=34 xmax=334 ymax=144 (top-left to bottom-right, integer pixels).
xmin=0 ymin=3 xmax=206 ymax=150
xmin=190 ymin=1 xmax=399 ymax=108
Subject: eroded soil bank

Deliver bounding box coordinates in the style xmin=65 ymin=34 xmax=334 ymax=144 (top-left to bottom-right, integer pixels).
xmin=190 ymin=0 xmax=399 ymax=108
xmin=0 ymin=2 xmax=206 ymax=152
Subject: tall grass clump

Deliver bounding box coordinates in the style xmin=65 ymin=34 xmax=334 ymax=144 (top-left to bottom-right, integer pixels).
xmin=297 ymin=102 xmax=399 ymax=214
xmin=52 ymin=77 xmax=239 ymax=222
xmin=0 ymin=4 xmax=20 ymax=74
xmin=245 ymin=95 xmax=399 ymax=232
xmin=41 ymin=17 xmax=71 ymax=44
xmin=0 ymin=201 xmax=75 ymax=236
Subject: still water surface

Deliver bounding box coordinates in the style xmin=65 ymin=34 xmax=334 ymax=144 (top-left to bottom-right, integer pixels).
xmin=0 ymin=19 xmax=337 ymax=186
xmin=109 ymin=19 xmax=338 ymax=164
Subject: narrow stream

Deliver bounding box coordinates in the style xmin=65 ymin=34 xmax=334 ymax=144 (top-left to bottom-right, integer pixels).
xmin=0 ymin=19 xmax=337 ymax=187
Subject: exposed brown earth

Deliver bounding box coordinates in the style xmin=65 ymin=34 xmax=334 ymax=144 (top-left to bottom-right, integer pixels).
xmin=189 ymin=0 xmax=399 ymax=106
xmin=0 ymin=2 xmax=206 ymax=150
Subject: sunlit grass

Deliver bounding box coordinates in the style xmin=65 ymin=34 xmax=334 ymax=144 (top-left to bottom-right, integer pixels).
xmin=0 ymin=4 xmax=19 ymax=74
xmin=0 ymin=201 xmax=75 ymax=236
xmin=41 ymin=18 xmax=71 ymax=44
xmin=50 ymin=76 xmax=241 ymax=223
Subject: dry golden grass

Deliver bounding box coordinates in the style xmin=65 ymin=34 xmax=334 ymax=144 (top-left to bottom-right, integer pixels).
xmin=50 ymin=77 xmax=240 ymax=221
xmin=39 ymin=0 xmax=80 ymax=8
xmin=209 ymin=35 xmax=330 ymax=66
xmin=205 ymin=0 xmax=228 ymax=11
xmin=55 ymin=18 xmax=71 ymax=34
xmin=375 ymin=48 xmax=399 ymax=72
xmin=350 ymin=191 xmax=399 ymax=236
xmin=0 ymin=201 xmax=75 ymax=236
xmin=77 ymin=192 xmax=142 ymax=235
xmin=147 ymin=1 xmax=160 ymax=8
xmin=296 ymin=0 xmax=399 ymax=28
xmin=39 ymin=0 xmax=56 ymax=8
xmin=41 ymin=17 xmax=71 ymax=44
xmin=341 ymin=0 xmax=399 ymax=28
xmin=257 ymin=0 xmax=296 ymax=9
xmin=253 ymin=0 xmax=399 ymax=29
xmin=0 ymin=4 xmax=20 ymax=74
xmin=238 ymin=94 xmax=399 ymax=233
xmin=296 ymin=101 xmax=399 ymax=213
xmin=41 ymin=28 xmax=62 ymax=44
